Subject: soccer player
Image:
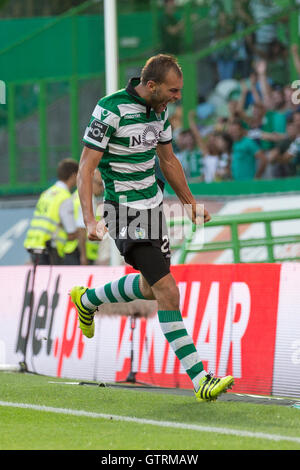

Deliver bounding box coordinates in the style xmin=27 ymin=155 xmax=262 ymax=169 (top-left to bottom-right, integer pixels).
xmin=70 ymin=54 xmax=234 ymax=401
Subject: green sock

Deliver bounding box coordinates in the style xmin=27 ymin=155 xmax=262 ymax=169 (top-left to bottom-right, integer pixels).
xmin=81 ymin=273 xmax=145 ymax=309
xmin=158 ymin=310 xmax=206 ymax=390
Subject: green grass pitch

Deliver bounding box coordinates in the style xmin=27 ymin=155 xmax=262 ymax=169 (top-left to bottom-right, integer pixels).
xmin=0 ymin=372 xmax=300 ymax=450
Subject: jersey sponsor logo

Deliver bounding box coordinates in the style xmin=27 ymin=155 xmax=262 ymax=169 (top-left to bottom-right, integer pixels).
xmin=130 ymin=125 xmax=162 ymax=148
xmin=87 ymin=119 xmax=109 ymax=143
xmin=99 ymin=108 xmax=111 ymax=121
xmin=124 ymin=113 xmax=142 ymax=120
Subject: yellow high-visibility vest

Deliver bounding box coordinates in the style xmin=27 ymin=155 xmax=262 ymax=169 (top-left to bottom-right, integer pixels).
xmin=24 ymin=183 xmax=71 ymax=258
xmin=86 ymin=237 xmax=99 ymax=261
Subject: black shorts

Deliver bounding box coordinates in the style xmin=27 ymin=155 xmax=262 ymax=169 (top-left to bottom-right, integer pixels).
xmin=103 ymin=200 xmax=171 ymax=286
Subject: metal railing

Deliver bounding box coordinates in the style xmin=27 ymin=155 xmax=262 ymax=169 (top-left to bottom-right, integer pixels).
xmin=169 ymin=208 xmax=300 ymax=264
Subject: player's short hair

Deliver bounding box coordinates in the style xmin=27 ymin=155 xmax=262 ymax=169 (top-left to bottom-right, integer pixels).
xmin=140 ymin=54 xmax=182 ymax=85
xmin=57 ymin=158 xmax=79 ymax=181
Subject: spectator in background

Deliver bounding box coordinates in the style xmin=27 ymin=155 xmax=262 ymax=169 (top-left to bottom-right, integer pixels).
xmin=254 ymin=59 xmax=287 ymax=140
xmin=235 ymin=75 xmax=285 ymax=141
xmin=195 ymin=95 xmax=216 ymax=135
xmin=283 ymin=84 xmax=300 ymax=118
xmin=289 ymin=44 xmax=300 ymax=113
xmin=268 ymin=117 xmax=298 ymax=177
xmin=24 ymin=158 xmax=79 ymax=265
xmin=249 ymin=0 xmax=284 ymax=59
xmin=227 ymin=98 xmax=243 ymax=123
xmin=209 ymin=0 xmax=254 ymax=81
xmin=208 ymin=1 xmax=239 ymax=81
xmin=168 ymin=103 xmax=183 ymax=151
xmin=266 ymin=39 xmax=289 ymax=87
xmin=214 ymin=132 xmax=233 ymax=181
xmin=188 ymin=110 xmax=232 ymax=182
xmin=292 ymin=110 xmax=300 ymax=135
xmin=158 ymin=0 xmax=184 ymax=55
xmin=237 ymin=98 xmax=285 ymax=150
xmin=291 ymin=43 xmax=300 ymax=77
xmin=280 ymin=119 xmax=300 ymax=177
xmin=228 ymin=119 xmax=267 ymax=180
xmin=232 ymin=68 xmax=288 ymax=178
xmin=212 ymin=12 xmax=237 ymax=80
xmin=232 ymin=0 xmax=254 ymax=78
xmin=175 ymin=128 xmax=204 ymax=182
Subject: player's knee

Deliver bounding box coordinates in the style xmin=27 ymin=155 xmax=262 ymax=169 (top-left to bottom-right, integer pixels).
xmin=152 ymin=274 xmax=180 ymax=310
xmin=139 ymin=274 xmax=155 ymax=300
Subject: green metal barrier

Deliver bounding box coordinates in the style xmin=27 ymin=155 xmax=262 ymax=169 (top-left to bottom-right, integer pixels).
xmin=0 ymin=72 xmax=105 ymax=195
xmin=169 ymin=208 xmax=300 ymax=264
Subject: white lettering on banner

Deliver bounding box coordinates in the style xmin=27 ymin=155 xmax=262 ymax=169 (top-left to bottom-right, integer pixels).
xmin=196 ymin=282 xmax=219 ymax=373
xmin=0 ymin=264 xmax=284 ymax=392
xmin=273 ymin=263 xmax=300 ymax=397
xmin=117 ymin=316 xmax=165 ymax=375
xmin=131 ymin=282 xmax=201 ymax=377
xmin=218 ymin=282 xmax=251 ymax=378
xmin=13 ymin=268 xmax=123 ymax=380
xmin=116 ymin=280 xmax=251 ymax=381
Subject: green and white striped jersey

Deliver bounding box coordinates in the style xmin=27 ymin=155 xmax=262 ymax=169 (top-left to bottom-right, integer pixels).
xmin=83 ymin=77 xmax=172 ymax=209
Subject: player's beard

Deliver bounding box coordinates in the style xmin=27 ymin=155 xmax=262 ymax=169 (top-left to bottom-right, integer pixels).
xmin=150 ymin=89 xmax=168 ymax=113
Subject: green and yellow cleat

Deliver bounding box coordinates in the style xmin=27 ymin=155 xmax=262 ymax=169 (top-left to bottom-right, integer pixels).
xmin=69 ymin=286 xmax=96 ymax=338
xmin=195 ymin=373 xmax=234 ymax=402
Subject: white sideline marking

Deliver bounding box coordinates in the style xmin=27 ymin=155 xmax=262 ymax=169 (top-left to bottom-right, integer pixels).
xmin=48 ymin=381 xmax=79 ymax=385
xmin=1 ymin=400 xmax=300 ymax=445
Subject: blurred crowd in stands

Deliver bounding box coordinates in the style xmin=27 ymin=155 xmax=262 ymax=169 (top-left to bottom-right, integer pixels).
xmin=2 ymin=0 xmax=299 ymax=185
xmin=161 ymin=0 xmax=300 ymax=183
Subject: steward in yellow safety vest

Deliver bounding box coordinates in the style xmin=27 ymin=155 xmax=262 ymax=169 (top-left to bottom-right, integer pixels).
xmin=24 ymin=158 xmax=79 ymax=265
xmin=63 ymin=169 xmax=104 ymax=265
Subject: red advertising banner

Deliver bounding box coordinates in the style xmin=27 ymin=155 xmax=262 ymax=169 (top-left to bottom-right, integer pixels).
xmin=1 ymin=264 xmax=290 ymax=396
xmin=0 ymin=266 xmax=125 ymax=382
xmin=118 ymin=264 xmax=281 ymax=394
